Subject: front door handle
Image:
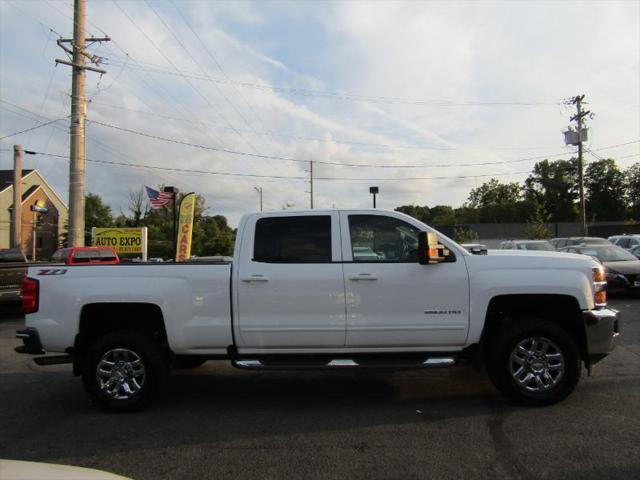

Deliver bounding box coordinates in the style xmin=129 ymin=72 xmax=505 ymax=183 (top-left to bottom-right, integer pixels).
xmin=349 ymin=273 xmax=378 ymax=281
xmin=241 ymin=275 xmax=270 ymax=282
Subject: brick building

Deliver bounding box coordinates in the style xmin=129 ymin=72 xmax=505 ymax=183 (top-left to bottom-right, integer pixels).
xmin=0 ymin=169 xmax=68 ymax=260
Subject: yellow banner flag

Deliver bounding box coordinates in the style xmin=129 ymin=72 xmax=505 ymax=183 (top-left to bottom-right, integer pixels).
xmin=175 ymin=193 xmax=196 ymax=262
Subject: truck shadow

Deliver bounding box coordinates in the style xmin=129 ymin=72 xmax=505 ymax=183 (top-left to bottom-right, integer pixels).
xmin=1 ymin=365 xmax=635 ymax=465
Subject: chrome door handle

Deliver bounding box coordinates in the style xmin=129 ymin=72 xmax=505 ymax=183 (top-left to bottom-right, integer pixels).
xmin=349 ymin=273 xmax=378 ymax=281
xmin=241 ymin=275 xmax=270 ymax=282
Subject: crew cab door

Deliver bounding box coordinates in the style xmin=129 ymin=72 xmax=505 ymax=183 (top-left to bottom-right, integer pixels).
xmin=340 ymin=211 xmax=469 ymax=348
xmin=235 ymin=212 xmax=346 ymax=349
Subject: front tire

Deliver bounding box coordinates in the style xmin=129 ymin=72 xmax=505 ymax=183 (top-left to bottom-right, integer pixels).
xmin=82 ymin=331 xmax=168 ymax=412
xmin=486 ymin=318 xmax=581 ymax=406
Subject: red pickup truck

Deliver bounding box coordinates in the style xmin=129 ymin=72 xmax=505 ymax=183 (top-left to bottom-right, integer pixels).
xmin=51 ymin=247 xmax=120 ymax=265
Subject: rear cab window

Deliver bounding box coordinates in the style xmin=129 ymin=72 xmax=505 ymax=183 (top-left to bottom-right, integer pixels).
xmin=253 ymin=216 xmax=332 ymax=263
xmin=99 ymin=249 xmax=118 ymax=262
xmin=71 ymin=250 xmax=101 ymax=264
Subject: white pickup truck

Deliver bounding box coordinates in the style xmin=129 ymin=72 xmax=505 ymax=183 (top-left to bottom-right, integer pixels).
xmin=16 ymin=209 xmax=619 ymax=411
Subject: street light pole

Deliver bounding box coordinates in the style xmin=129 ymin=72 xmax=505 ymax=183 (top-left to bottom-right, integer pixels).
xmin=369 ymin=186 xmax=379 ymax=208
xmin=254 ymin=186 xmax=263 ymax=211
xmin=163 ymin=186 xmax=177 ymax=257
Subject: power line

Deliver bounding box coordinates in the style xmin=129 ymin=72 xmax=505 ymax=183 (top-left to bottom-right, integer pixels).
xmin=88 ymin=100 xmax=576 ymax=152
xmin=4 ymin=99 xmax=638 ymax=170
xmin=89 ymin=117 xmax=640 ymax=171
xmin=143 ymin=0 xmax=276 ymax=156
xmin=168 ymin=0 xmax=290 ymax=158
xmin=104 ymin=56 xmax=561 ymax=107
xmin=6 ymin=0 xmax=64 ymax=38
xmin=0 ymin=118 xmax=65 ymax=140
xmin=23 ymin=149 xmax=535 ymax=183
xmin=111 ymin=0 xmax=262 ymax=155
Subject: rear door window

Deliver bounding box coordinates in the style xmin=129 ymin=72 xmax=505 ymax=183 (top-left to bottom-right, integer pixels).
xmin=253 ymin=216 xmax=332 ymax=263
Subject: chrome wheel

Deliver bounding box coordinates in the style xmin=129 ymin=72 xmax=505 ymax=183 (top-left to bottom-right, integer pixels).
xmin=509 ymin=337 xmax=565 ymax=393
xmin=96 ymin=348 xmax=146 ymax=400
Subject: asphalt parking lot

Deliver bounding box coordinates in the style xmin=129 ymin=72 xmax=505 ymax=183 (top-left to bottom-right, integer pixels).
xmin=1 ymin=298 xmax=639 ymax=480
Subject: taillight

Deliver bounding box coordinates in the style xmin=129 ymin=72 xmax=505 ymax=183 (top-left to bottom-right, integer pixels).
xmin=22 ymin=277 xmax=39 ymax=314
xmin=592 ymin=267 xmax=607 ymax=308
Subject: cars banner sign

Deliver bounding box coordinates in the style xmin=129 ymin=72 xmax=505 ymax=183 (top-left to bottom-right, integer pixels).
xmin=92 ymin=227 xmax=148 ymax=260
xmin=176 ymin=193 xmax=196 ymax=262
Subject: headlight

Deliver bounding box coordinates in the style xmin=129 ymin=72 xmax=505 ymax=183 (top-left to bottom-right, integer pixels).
xmin=592 ymin=266 xmax=607 ymax=308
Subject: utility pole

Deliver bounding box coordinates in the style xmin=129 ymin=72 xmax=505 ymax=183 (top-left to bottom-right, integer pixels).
xmin=32 ymin=215 xmax=37 ymax=261
xmin=254 ymin=186 xmax=263 ymax=211
xmin=12 ymin=145 xmax=23 ymax=249
xmin=570 ymin=95 xmax=590 ymax=236
xmin=55 ymin=0 xmax=109 ymax=247
xmin=309 ymin=160 xmax=314 ymax=209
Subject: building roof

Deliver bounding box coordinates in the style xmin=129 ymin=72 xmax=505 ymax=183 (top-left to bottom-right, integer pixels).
xmin=0 ymin=169 xmax=34 ymax=193
xmin=21 ymin=184 xmax=41 ymax=203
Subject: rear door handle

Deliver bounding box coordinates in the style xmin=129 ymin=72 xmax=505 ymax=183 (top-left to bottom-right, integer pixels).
xmin=349 ymin=273 xmax=378 ymax=281
xmin=241 ymin=275 xmax=270 ymax=282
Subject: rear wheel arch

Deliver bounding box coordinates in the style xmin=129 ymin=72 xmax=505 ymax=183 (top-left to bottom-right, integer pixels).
xmin=72 ymin=303 xmax=169 ymax=375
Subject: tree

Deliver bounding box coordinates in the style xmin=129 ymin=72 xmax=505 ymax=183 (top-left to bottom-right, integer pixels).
xmin=192 ymin=215 xmax=235 ymax=256
xmin=466 ymin=178 xmax=521 ymax=223
xmin=429 ymin=205 xmax=457 ymax=226
xmin=84 ymin=193 xmax=113 ymax=244
xmin=454 ymin=226 xmax=479 ymax=243
xmin=584 ymin=159 xmax=627 ymax=221
xmin=626 ymin=162 xmax=640 ymax=218
xmin=523 ymin=199 xmax=551 ymax=239
xmin=524 ymin=159 xmax=579 ymax=222
xmin=128 ymin=188 xmax=147 ymax=226
xmin=395 ymin=205 xmax=430 ymax=224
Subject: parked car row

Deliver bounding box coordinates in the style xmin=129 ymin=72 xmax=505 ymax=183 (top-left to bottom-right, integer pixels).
xmin=559 ymin=244 xmax=640 ymax=294
xmin=492 ymin=233 xmax=640 ymax=294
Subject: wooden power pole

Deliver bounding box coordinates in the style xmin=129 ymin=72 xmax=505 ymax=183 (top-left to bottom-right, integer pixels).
xmin=571 ymin=95 xmax=590 ymax=236
xmin=12 ymin=145 xmax=23 ymax=249
xmin=55 ymin=0 xmax=109 ymax=246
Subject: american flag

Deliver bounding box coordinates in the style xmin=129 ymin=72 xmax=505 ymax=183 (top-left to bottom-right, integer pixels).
xmin=145 ymin=186 xmax=173 ymax=209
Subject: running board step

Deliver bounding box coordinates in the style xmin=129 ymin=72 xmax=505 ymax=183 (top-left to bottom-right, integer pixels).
xmin=33 ymin=355 xmax=72 ymax=366
xmin=232 ymin=357 xmax=455 ymax=370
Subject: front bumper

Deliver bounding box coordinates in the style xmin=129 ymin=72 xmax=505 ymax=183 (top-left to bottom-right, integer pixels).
xmin=15 ymin=328 xmax=45 ymax=354
xmin=583 ymin=308 xmax=620 ymax=360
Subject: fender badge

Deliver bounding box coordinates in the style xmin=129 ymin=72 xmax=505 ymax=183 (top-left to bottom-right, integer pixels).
xmin=37 ymin=269 xmax=67 ymax=276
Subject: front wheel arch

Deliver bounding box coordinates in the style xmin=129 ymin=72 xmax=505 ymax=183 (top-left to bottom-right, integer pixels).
xmin=485 ymin=317 xmax=582 ymax=406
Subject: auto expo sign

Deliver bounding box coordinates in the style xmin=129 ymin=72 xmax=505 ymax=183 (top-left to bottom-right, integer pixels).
xmin=92 ymin=227 xmax=148 ymax=256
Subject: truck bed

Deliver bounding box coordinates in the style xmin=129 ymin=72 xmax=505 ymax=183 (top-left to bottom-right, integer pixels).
xmin=26 ymin=263 xmax=233 ymax=354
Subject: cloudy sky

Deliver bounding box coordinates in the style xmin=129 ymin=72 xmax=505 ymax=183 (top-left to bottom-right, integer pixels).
xmin=1 ymin=0 xmax=639 ymax=226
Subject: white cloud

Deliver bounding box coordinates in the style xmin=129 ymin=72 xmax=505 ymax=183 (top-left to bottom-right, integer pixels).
xmin=1 ymin=0 xmax=638 ymax=227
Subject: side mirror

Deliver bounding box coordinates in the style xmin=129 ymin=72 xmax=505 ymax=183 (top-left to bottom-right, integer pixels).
xmin=417 ymin=231 xmax=450 ymax=265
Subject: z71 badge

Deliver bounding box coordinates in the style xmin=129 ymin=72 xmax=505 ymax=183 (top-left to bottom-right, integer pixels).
xmin=37 ymin=269 xmax=67 ymax=276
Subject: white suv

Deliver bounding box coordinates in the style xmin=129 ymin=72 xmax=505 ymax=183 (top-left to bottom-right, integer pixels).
xmin=609 ymin=234 xmax=640 ymax=251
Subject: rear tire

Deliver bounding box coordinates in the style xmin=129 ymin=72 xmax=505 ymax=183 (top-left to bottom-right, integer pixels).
xmin=82 ymin=330 xmax=168 ymax=412
xmin=486 ymin=318 xmax=581 ymax=406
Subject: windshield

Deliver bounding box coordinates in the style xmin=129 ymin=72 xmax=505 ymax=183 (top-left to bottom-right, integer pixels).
xmin=519 ymin=241 xmax=554 ymax=251
xmin=578 ymin=246 xmax=637 ymax=262
xmin=568 ymin=237 xmax=610 ymax=246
